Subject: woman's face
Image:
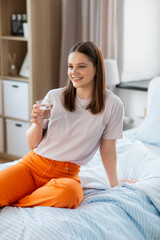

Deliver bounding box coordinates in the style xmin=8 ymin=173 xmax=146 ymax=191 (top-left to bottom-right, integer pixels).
xmin=68 ymin=52 xmax=96 ymax=90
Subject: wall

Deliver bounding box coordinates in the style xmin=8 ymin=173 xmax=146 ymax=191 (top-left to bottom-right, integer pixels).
xmin=115 ymin=88 xmax=147 ymax=118
xmin=118 ymin=0 xmax=160 ymax=82
xmin=114 ymin=87 xmax=147 ymax=128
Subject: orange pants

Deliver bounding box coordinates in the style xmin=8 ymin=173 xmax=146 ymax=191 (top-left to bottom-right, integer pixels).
xmin=0 ymin=151 xmax=83 ymax=208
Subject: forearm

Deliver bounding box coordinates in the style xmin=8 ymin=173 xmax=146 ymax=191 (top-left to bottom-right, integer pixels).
xmin=26 ymin=122 xmax=44 ymax=150
xmin=26 ymin=102 xmax=47 ymax=150
xmin=100 ymin=152 xmax=119 ymax=187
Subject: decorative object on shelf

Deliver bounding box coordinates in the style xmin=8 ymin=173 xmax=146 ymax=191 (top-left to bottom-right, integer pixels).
xmin=23 ymin=22 xmax=28 ymax=38
xmin=19 ymin=53 xmax=29 ymax=78
xmin=104 ymin=59 xmax=120 ymax=89
xmin=7 ymin=53 xmax=18 ymax=76
xmin=10 ymin=13 xmax=27 ymax=36
xmin=22 ymin=14 xmax=28 ymax=38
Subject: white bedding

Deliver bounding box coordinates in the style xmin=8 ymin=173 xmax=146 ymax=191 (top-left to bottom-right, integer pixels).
xmin=0 ymin=137 xmax=160 ymax=240
xmin=144 ymin=143 xmax=160 ymax=158
xmin=124 ymin=129 xmax=160 ymax=159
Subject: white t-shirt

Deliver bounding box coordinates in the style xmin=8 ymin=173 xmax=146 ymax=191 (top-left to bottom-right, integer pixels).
xmin=34 ymin=88 xmax=124 ymax=166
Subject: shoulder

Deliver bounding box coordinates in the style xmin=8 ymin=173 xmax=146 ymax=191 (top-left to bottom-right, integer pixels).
xmin=47 ymin=87 xmax=66 ymax=97
xmin=104 ymin=88 xmax=123 ymax=108
xmin=103 ymin=89 xmax=124 ymax=118
xmin=44 ymin=87 xmax=66 ymax=105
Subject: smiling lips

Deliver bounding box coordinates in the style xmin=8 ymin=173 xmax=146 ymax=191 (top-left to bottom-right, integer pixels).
xmin=72 ymin=77 xmax=83 ymax=81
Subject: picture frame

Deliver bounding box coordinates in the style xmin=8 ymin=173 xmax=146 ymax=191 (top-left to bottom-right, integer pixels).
xmin=19 ymin=53 xmax=29 ymax=78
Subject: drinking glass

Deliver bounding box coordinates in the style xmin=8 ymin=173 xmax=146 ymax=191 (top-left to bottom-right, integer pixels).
xmin=36 ymin=99 xmax=51 ymax=119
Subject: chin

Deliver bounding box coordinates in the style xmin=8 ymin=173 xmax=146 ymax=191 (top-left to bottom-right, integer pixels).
xmin=72 ymin=82 xmax=81 ymax=88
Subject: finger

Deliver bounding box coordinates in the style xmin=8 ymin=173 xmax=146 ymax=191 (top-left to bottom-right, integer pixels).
xmin=126 ymin=180 xmax=137 ymax=184
xmin=130 ymin=179 xmax=138 ymax=183
xmin=31 ymin=108 xmax=44 ymax=116
xmin=120 ymin=179 xmax=138 ymax=184
xmin=120 ymin=179 xmax=127 ymax=182
xmin=32 ymin=104 xmax=41 ymax=109
xmin=30 ymin=118 xmax=43 ymax=124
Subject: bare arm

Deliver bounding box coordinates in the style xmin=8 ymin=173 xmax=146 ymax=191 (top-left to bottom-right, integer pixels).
xmin=100 ymin=138 xmax=138 ymax=187
xmin=26 ymin=104 xmax=45 ymax=150
xmin=100 ymin=139 xmax=119 ymax=187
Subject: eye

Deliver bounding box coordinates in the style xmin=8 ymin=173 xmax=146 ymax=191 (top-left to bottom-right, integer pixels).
xmin=78 ymin=65 xmax=86 ymax=68
xmin=68 ymin=65 xmax=73 ymax=69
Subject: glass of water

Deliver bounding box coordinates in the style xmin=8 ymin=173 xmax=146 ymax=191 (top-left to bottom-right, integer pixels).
xmin=36 ymin=99 xmax=51 ymax=119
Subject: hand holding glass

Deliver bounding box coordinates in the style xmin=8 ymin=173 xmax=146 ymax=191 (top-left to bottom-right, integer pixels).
xmin=36 ymin=99 xmax=51 ymax=119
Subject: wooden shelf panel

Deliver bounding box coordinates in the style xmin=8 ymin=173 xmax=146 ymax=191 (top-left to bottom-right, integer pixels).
xmin=3 ymin=116 xmax=29 ymax=123
xmin=1 ymin=75 xmax=29 ymax=82
xmin=0 ymin=36 xmax=28 ymax=41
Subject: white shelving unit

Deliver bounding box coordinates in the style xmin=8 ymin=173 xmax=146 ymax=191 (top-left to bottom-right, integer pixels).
xmin=0 ymin=0 xmax=61 ymax=162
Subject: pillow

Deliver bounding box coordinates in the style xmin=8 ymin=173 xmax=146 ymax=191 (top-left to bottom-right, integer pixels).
xmin=130 ymin=91 xmax=160 ymax=146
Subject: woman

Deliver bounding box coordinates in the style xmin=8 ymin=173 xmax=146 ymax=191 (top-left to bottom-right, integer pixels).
xmin=0 ymin=41 xmax=135 ymax=209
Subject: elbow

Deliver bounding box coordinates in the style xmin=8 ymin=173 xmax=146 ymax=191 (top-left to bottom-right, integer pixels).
xmin=28 ymin=144 xmax=36 ymax=151
xmin=27 ymin=140 xmax=39 ymax=150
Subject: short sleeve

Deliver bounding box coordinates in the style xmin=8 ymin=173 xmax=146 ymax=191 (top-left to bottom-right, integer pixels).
xmin=42 ymin=91 xmax=50 ymax=129
xmin=102 ymin=100 xmax=124 ymax=139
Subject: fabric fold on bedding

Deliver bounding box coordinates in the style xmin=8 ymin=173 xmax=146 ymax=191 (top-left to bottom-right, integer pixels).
xmin=79 ymin=138 xmax=160 ymax=212
xmin=0 ymin=137 xmax=160 ymax=239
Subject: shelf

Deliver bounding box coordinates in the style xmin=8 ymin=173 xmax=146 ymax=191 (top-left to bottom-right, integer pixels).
xmin=0 ymin=0 xmax=61 ymax=160
xmin=0 ymin=36 xmax=28 ymax=41
xmin=3 ymin=116 xmax=29 ymax=123
xmin=1 ymin=75 xmax=29 ymax=82
xmin=116 ymin=79 xmax=150 ymax=91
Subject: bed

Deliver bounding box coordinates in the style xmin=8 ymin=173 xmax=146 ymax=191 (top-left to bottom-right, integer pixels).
xmin=0 ymin=77 xmax=160 ymax=240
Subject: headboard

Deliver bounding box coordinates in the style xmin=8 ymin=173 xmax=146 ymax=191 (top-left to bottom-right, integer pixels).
xmin=147 ymin=76 xmax=160 ymax=112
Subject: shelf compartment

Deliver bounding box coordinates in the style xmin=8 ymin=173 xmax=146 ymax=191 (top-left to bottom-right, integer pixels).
xmin=5 ymin=118 xmax=30 ymax=156
xmin=1 ymin=39 xmax=27 ymax=76
xmin=0 ymin=0 xmax=26 ymax=36
xmin=3 ymin=80 xmax=29 ymax=121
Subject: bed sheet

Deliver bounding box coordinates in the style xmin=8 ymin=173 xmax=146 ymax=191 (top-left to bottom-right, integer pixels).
xmin=0 ymin=138 xmax=160 ymax=240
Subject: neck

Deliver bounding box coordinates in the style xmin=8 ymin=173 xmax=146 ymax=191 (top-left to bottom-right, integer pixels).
xmin=76 ymin=86 xmax=93 ymax=99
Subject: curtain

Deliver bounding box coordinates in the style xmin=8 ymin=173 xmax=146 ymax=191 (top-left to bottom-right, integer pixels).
xmin=59 ymin=0 xmax=118 ymax=87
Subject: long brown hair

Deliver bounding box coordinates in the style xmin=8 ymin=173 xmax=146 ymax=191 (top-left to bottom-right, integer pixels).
xmin=63 ymin=41 xmax=106 ymax=114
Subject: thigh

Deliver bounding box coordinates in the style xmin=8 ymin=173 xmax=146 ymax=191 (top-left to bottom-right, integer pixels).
xmin=0 ymin=164 xmax=36 ymax=207
xmin=12 ymin=177 xmax=83 ymax=209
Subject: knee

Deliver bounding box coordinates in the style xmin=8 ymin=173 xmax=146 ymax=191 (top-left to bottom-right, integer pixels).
xmin=48 ymin=178 xmax=83 ymax=208
xmin=0 ymin=183 xmax=9 ymax=207
xmin=61 ymin=179 xmax=83 ymax=208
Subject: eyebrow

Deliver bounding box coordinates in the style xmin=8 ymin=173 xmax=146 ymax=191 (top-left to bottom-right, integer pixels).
xmin=68 ymin=63 xmax=88 ymax=65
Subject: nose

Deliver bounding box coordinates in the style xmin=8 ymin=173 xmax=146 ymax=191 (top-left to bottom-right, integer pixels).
xmin=72 ymin=67 xmax=79 ymax=75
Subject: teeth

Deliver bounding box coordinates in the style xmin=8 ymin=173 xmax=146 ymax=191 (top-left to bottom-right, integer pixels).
xmin=73 ymin=77 xmax=81 ymax=80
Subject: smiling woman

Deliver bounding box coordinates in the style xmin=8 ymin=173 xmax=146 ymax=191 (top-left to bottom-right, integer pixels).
xmin=63 ymin=41 xmax=105 ymax=114
xmin=0 ymin=41 xmax=136 ymax=209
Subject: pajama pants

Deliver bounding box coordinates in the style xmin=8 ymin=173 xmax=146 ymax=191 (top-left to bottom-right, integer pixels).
xmin=0 ymin=151 xmax=83 ymax=208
